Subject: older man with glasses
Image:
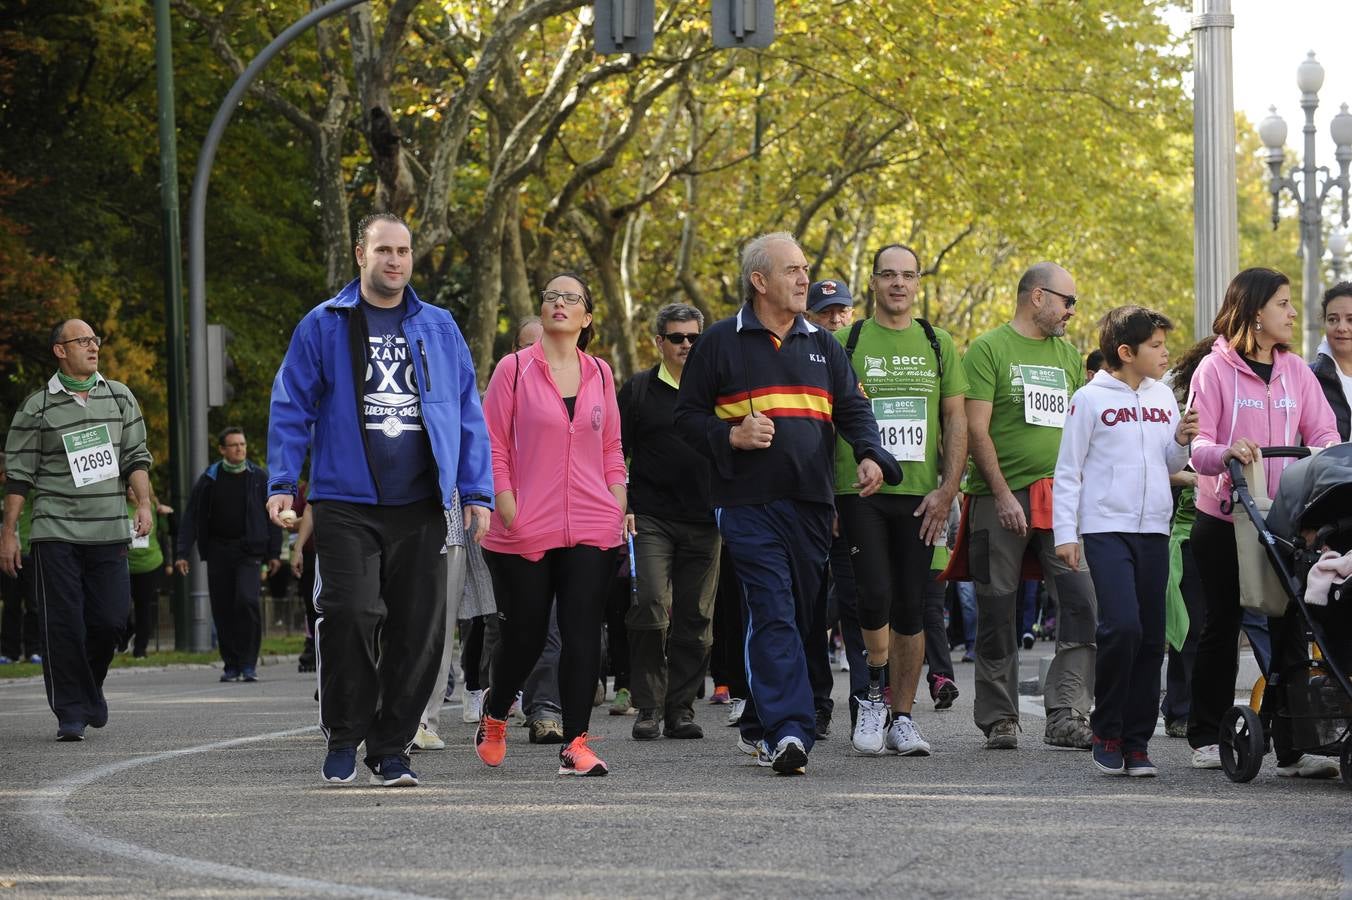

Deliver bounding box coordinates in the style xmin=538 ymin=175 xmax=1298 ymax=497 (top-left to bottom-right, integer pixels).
xmin=2 ymin=320 xmax=154 ymax=742
xmin=619 ymin=303 xmax=722 ymax=742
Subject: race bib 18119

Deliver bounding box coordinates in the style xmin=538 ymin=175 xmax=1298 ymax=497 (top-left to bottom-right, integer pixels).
xmin=874 ymin=396 xmax=928 ymax=462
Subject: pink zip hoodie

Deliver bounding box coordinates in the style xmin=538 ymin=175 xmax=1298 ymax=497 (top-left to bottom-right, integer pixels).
xmin=1188 ymin=335 xmax=1339 ymax=522
xmin=480 ymin=342 xmax=627 ymax=560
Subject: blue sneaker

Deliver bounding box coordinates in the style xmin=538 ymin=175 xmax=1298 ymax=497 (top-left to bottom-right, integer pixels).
xmin=241 ymin=667 xmax=258 ymax=682
xmin=57 ymin=722 xmax=86 ymax=742
xmin=1092 ymin=736 xmax=1125 ymax=775
xmin=0 ymin=656 xmax=12 ymax=665
xmin=1125 ymin=750 xmax=1158 ymax=777
xmin=322 ymin=747 xmax=357 ymax=785
xmin=369 ymin=755 xmax=419 ymax=787
xmin=220 ymin=668 xmax=241 ymax=683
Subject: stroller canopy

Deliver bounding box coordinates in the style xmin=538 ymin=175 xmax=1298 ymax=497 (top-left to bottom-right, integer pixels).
xmin=1266 ymin=442 xmax=1352 ymax=548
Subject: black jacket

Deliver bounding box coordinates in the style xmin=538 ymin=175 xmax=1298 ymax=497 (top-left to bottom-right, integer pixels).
xmin=674 ymin=303 xmax=901 ymax=508
xmin=178 ymin=460 xmax=283 ymax=561
xmin=1310 ymin=352 xmax=1351 ymax=442
xmin=619 ymin=365 xmax=713 ymax=523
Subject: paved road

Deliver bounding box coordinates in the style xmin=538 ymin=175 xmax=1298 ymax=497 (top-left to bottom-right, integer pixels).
xmin=1 ymin=649 xmax=1348 ymax=898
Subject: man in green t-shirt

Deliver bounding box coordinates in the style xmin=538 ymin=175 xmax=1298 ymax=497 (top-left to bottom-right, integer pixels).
xmin=834 ymin=244 xmax=969 ymax=757
xmin=963 ymin=262 xmax=1097 ymax=751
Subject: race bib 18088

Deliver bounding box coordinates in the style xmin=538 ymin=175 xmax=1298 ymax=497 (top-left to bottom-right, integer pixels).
xmin=874 ymin=396 xmax=928 ymax=462
xmin=1019 ymin=365 xmax=1068 ymax=428
xmin=62 ymin=424 xmax=120 ymax=487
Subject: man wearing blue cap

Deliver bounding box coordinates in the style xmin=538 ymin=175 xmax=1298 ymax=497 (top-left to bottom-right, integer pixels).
xmin=806 ymin=279 xmax=856 ymax=333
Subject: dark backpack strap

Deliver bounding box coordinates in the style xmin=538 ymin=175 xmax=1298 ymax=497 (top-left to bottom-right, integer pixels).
xmin=916 ymin=317 xmax=944 ymax=381
xmin=843 ymin=319 xmax=866 ymax=361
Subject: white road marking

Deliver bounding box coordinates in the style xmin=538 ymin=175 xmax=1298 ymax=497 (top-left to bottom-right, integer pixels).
xmin=27 ymin=725 xmax=443 ymax=899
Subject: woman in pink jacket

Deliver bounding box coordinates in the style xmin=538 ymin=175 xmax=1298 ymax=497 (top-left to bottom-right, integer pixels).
xmin=474 ymin=272 xmax=630 ymax=777
xmin=1185 ymin=267 xmax=1339 ymax=775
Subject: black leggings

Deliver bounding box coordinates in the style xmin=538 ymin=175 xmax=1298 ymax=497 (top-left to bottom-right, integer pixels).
xmin=836 ymin=493 xmax=929 ymax=634
xmin=483 ymin=545 xmax=617 ymax=741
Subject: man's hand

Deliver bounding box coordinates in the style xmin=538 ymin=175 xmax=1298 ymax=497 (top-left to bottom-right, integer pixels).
xmin=0 ymin=531 xmax=20 ymax=578
xmin=174 ymin=558 xmax=190 ymax=576
xmin=290 ymin=552 xmax=304 ymax=579
xmin=853 ymin=458 xmax=884 ymax=497
xmin=1055 ymin=542 xmax=1080 ymax=571
xmin=1175 ymin=408 xmax=1199 ymax=446
xmin=730 ymin=410 xmax=775 ymax=450
xmin=994 ymin=490 xmax=1028 ymax=537
xmin=915 ymin=487 xmax=956 ymax=547
xmin=267 ymin=493 xmax=294 ymax=527
xmin=266 ymin=558 xmax=282 ymax=577
xmin=464 ymin=504 xmax=490 ymax=544
xmin=133 ymin=503 xmax=153 ymax=538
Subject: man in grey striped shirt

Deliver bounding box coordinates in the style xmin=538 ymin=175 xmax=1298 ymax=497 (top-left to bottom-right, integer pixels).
xmin=1 ymin=319 xmax=153 ymax=742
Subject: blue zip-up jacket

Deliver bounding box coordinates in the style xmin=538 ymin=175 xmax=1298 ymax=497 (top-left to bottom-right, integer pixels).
xmin=267 ymin=278 xmax=493 ymax=510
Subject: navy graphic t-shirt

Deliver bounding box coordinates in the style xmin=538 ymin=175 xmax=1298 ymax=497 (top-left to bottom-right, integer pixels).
xmin=361 ymin=299 xmax=437 ymax=505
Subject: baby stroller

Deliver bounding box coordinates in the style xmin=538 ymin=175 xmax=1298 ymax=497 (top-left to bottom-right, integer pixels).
xmin=1219 ymin=443 xmax=1352 ymax=786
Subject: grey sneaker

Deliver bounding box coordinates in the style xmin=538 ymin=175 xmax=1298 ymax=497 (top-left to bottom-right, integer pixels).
xmin=985 ymin=719 xmax=1018 ymax=750
xmin=770 ymin=736 xmax=808 ymax=775
xmin=851 ymin=698 xmax=890 ymax=755
xmin=1043 ymin=713 xmax=1093 ymax=750
xmin=885 ymin=715 xmax=932 ymax=756
xmin=727 ymin=697 xmax=746 ymax=727
xmin=737 ymin=736 xmax=771 ymax=767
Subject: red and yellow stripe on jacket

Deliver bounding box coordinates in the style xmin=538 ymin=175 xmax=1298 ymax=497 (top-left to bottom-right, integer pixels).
xmin=714 ymin=384 xmax=833 ymax=423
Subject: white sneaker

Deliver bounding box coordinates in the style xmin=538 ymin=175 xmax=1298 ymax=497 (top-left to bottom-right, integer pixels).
xmin=851 ymin=698 xmax=890 ymax=755
xmin=508 ymin=690 xmax=525 ymax=721
xmin=1275 ymin=754 xmax=1339 ymax=778
xmin=885 ymin=715 xmax=932 ymax=756
xmin=727 ymin=698 xmax=746 ymax=727
xmin=412 ymin=724 xmax=445 ymax=751
xmin=461 ymin=689 xmax=485 ymax=724
xmin=736 ymin=736 xmax=772 ymax=767
xmin=1191 ymin=744 xmax=1222 ymax=769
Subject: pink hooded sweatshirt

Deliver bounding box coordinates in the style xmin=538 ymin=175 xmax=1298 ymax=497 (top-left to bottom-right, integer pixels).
xmin=1188 ymin=335 xmax=1339 ymax=523
xmin=480 ymin=342 xmax=627 ymax=560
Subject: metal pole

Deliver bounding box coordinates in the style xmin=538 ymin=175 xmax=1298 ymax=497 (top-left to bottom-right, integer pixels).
xmin=187 ymin=0 xmax=368 ymax=651
xmin=1301 ymin=88 xmax=1323 ymax=358
xmin=153 ymin=0 xmax=192 ymax=650
xmin=1191 ymin=0 xmax=1239 ymax=339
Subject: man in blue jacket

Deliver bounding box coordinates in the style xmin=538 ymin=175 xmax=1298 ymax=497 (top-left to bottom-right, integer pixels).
xmin=175 ymin=427 xmax=281 ymax=683
xmin=267 ymin=213 xmax=493 ymax=788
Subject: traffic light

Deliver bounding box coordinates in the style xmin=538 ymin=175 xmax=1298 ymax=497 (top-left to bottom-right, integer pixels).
xmin=206 ymin=323 xmax=235 ymax=408
xmin=593 ymin=0 xmax=654 ymax=54
xmin=711 ymin=0 xmax=774 ymax=49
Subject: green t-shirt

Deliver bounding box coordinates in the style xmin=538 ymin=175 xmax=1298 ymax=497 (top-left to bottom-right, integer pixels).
xmin=833 ymin=318 xmax=969 ymax=497
xmin=961 ymin=323 xmax=1085 ymax=495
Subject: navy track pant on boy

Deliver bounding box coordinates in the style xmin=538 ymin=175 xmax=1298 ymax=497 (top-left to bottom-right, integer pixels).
xmin=1083 ymin=532 xmax=1167 ymax=751
xmin=717 ymin=498 xmax=832 ymax=754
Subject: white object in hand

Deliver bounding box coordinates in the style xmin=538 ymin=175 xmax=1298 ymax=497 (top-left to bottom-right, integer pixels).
xmin=280 ymin=509 xmax=298 ymax=527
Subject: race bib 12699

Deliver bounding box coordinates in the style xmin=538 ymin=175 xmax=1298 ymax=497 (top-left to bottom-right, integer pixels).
xmin=62 ymin=424 xmax=120 ymax=487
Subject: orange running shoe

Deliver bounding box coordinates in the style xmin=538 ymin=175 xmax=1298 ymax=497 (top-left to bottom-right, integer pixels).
xmin=709 ymin=685 xmax=731 ymax=705
xmin=558 ymin=733 xmax=608 ymax=776
xmin=475 ymin=713 xmax=508 ymax=767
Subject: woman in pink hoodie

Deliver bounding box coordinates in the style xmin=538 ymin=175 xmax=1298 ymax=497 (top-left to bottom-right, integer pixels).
xmin=1185 ymin=267 xmax=1339 ymax=776
xmin=473 ymin=272 xmax=630 ymax=777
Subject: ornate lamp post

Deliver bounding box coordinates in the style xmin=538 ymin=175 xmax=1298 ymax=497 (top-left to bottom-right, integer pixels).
xmin=1258 ymin=51 xmax=1352 ymax=358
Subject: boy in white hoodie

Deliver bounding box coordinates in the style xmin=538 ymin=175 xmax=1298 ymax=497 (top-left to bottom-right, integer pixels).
xmin=1053 ymin=307 xmax=1198 ymax=776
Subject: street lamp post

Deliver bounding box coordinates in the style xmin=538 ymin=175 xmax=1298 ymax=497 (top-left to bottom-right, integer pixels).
xmin=1258 ymin=51 xmax=1352 ymax=358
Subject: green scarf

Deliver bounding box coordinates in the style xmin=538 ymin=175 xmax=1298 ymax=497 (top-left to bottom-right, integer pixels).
xmin=57 ymin=371 xmax=99 ymax=392
xmin=221 ymin=459 xmax=247 ymax=474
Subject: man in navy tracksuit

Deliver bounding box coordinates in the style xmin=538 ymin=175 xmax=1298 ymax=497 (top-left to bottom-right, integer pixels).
xmin=267 ymin=214 xmax=493 ymax=788
xmin=674 ymin=232 xmax=901 ymax=775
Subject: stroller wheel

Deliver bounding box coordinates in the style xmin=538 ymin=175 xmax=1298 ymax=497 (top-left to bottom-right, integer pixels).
xmin=1219 ymin=705 xmax=1265 ymax=783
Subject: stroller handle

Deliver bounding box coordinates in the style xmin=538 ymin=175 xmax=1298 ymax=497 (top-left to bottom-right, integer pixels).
xmin=1225 ymin=445 xmax=1312 ymax=487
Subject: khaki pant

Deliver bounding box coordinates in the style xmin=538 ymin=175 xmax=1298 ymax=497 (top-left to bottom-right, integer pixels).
xmin=967 ymin=491 xmax=1097 ymax=734
xmin=626 ymin=515 xmax=721 ymax=717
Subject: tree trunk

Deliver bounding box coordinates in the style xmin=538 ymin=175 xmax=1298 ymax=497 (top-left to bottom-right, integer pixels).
xmin=466 ymin=204 xmax=510 ymax=387
xmin=501 ymin=194 xmax=534 ymax=328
